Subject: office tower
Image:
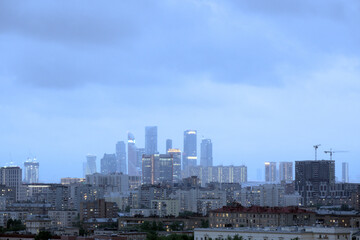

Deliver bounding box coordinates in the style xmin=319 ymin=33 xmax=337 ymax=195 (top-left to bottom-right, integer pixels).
xmin=342 ymin=162 xmax=349 ymax=183
xmin=183 ymin=130 xmax=197 ymax=171
xmin=145 ymin=126 xmax=157 ymax=155
xmin=142 ymin=154 xmax=173 ymax=185
xmin=265 ymin=162 xmax=277 ymax=182
xmin=166 ymin=139 xmax=173 ymax=152
xmin=200 ymin=139 xmax=213 ymax=167
xmin=100 ymin=153 xmax=117 ymax=174
xmin=23 ymin=158 xmax=39 ymax=183
xmin=295 ymin=160 xmax=335 ymax=205
xmin=127 ymin=132 xmax=139 ymax=176
xmin=279 ymin=162 xmax=293 ymax=182
xmin=116 ymin=141 xmax=127 ymax=174
xmin=136 ymin=148 xmax=145 ymax=177
xmin=85 ymin=155 xmax=97 ymax=176
xmin=168 ymin=149 xmax=181 ymax=183
xmin=0 ymin=166 xmax=22 ymax=201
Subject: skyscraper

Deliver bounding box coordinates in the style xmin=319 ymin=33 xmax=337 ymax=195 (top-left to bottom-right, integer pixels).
xmin=127 ymin=132 xmax=139 ymax=176
xmin=265 ymin=162 xmax=277 ymax=182
xmin=168 ymin=149 xmax=181 ymax=183
xmin=0 ymin=166 xmax=22 ymax=201
xmin=279 ymin=162 xmax=293 ymax=182
xmin=116 ymin=141 xmax=127 ymax=174
xmin=136 ymin=148 xmax=145 ymax=177
xmin=183 ymin=130 xmax=197 ymax=171
xmin=142 ymin=154 xmax=173 ymax=185
xmin=200 ymin=139 xmax=213 ymax=167
xmin=342 ymin=162 xmax=349 ymax=183
xmin=100 ymin=153 xmax=117 ymax=174
xmin=145 ymin=126 xmax=157 ymax=155
xmin=24 ymin=158 xmax=39 ymax=183
xmin=166 ymin=139 xmax=173 ymax=152
xmin=85 ymin=155 xmax=97 ymax=176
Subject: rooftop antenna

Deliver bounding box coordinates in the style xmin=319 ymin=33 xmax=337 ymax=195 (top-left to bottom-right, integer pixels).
xmin=313 ymin=144 xmax=321 ymax=160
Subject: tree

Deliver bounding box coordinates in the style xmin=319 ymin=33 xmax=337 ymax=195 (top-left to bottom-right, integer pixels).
xmin=35 ymin=231 xmax=52 ymax=240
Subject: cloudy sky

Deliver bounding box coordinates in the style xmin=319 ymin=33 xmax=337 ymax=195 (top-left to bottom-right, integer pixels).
xmin=1 ymin=0 xmax=360 ymax=182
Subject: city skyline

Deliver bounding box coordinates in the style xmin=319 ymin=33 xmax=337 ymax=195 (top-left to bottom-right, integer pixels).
xmin=1 ymin=1 xmax=359 ymax=182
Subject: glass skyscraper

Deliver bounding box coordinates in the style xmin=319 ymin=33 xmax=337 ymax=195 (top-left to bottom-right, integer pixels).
xmin=200 ymin=139 xmax=213 ymax=167
xmin=183 ymin=130 xmax=197 ymax=171
xmin=145 ymin=126 xmax=158 ymax=155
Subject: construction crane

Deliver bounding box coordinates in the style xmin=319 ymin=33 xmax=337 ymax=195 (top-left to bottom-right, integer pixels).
xmin=324 ymin=148 xmax=348 ymax=160
xmin=313 ymin=144 xmax=321 ymax=160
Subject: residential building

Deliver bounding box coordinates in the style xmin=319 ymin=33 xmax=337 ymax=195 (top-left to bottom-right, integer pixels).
xmin=0 ymin=167 xmax=22 ymax=201
xmin=265 ymin=162 xmax=277 ymax=182
xmin=80 ymin=199 xmax=118 ymax=221
xmin=279 ymin=162 xmax=293 ymax=182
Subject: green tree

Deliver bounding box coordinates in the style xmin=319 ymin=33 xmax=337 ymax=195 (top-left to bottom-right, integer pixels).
xmin=35 ymin=231 xmax=52 ymax=240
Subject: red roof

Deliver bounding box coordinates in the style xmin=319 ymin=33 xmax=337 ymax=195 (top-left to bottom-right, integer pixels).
xmin=210 ymin=205 xmax=314 ymax=214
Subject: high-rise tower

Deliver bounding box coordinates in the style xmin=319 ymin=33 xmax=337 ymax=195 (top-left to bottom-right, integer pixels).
xmin=265 ymin=162 xmax=277 ymax=182
xmin=279 ymin=162 xmax=293 ymax=182
xmin=342 ymin=162 xmax=349 ymax=183
xmin=116 ymin=141 xmax=127 ymax=174
xmin=200 ymin=139 xmax=213 ymax=167
xmin=166 ymin=139 xmax=173 ymax=153
xmin=24 ymin=158 xmax=39 ymax=183
xmin=145 ymin=126 xmax=157 ymax=155
xmin=168 ymin=149 xmax=181 ymax=183
xmin=85 ymin=155 xmax=97 ymax=176
xmin=0 ymin=166 xmax=22 ymax=201
xmin=127 ymin=132 xmax=139 ymax=176
xmin=183 ymin=130 xmax=197 ymax=171
xmin=100 ymin=153 xmax=117 ymax=174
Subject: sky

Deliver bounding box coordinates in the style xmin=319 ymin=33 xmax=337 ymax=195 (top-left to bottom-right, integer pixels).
xmin=1 ymin=0 xmax=360 ymax=183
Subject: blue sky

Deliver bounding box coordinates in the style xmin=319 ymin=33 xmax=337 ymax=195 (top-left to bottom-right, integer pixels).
xmin=1 ymin=0 xmax=360 ymax=182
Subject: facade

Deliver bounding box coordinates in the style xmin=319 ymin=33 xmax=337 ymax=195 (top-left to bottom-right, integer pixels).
xmin=0 ymin=167 xmax=22 ymax=201
xmin=142 ymin=154 xmax=173 ymax=185
xmin=48 ymin=210 xmax=78 ymax=228
xmin=188 ymin=165 xmax=247 ymax=186
xmin=265 ymin=162 xmax=277 ymax=182
xmin=295 ymin=160 xmax=335 ymax=206
xmin=151 ymin=199 xmax=180 ymax=217
xmin=209 ymin=205 xmax=316 ymax=228
xmin=168 ymin=149 xmax=182 ymax=183
xmin=60 ymin=177 xmax=85 ymax=185
xmin=166 ymin=139 xmax=172 ymax=152
xmin=145 ymin=126 xmax=157 ymax=155
xmin=183 ymin=130 xmax=197 ymax=171
xmin=127 ymin=132 xmax=139 ymax=176
xmin=85 ymin=155 xmax=97 ymax=176
xmin=100 ymin=153 xmax=117 ymax=174
xmin=200 ymin=139 xmax=213 ymax=167
xmin=116 ymin=141 xmax=127 ymax=174
xmin=23 ymin=158 xmax=39 ymax=184
xmin=194 ymin=227 xmax=353 ymax=240
xmin=342 ymin=162 xmax=349 ymax=183
xmin=136 ymin=148 xmax=145 ymax=177
xmin=80 ymin=199 xmax=118 ymax=221
xmin=86 ymin=172 xmax=129 ymax=193
xmin=279 ymin=162 xmax=293 ymax=182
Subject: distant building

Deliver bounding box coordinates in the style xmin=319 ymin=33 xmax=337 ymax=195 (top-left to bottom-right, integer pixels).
xmin=265 ymin=162 xmax=277 ymax=182
xmin=85 ymin=155 xmax=97 ymax=176
xmin=127 ymin=132 xmax=138 ymax=176
xmin=23 ymin=158 xmax=39 ymax=184
xmin=342 ymin=162 xmax=349 ymax=183
xmin=136 ymin=148 xmax=145 ymax=177
xmin=183 ymin=130 xmax=197 ymax=171
xmin=200 ymin=139 xmax=213 ymax=167
xmin=0 ymin=166 xmax=22 ymax=201
xmin=100 ymin=154 xmax=117 ymax=174
xmin=116 ymin=141 xmax=127 ymax=174
xmin=145 ymin=126 xmax=157 ymax=155
xmin=279 ymin=162 xmax=293 ymax=182
xmin=80 ymin=199 xmax=118 ymax=221
xmin=168 ymin=149 xmax=182 ymax=183
xmin=86 ymin=172 xmax=129 ymax=193
xmin=166 ymin=139 xmax=173 ymax=152
xmin=142 ymin=154 xmax=173 ymax=185
xmin=209 ymin=204 xmax=316 ymax=228
xmin=61 ymin=177 xmax=85 ymax=185
xmin=295 ymin=160 xmax=335 ymax=206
